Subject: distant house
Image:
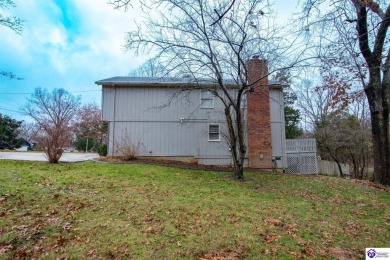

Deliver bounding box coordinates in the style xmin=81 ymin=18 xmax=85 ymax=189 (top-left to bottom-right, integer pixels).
xmin=96 ymin=58 xmax=287 ymax=168
xmin=15 ymin=139 xmax=32 ymax=151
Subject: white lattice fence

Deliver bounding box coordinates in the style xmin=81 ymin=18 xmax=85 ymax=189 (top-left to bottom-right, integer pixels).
xmin=286 ymin=139 xmax=318 ymax=174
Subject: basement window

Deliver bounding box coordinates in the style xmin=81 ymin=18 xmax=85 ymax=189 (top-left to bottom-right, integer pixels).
xmin=201 ymin=90 xmax=214 ymax=108
xmin=208 ymin=124 xmax=220 ymax=141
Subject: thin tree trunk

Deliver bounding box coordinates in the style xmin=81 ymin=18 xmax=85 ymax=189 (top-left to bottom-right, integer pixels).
xmin=365 ymin=83 xmax=390 ymax=185
xmin=225 ymin=106 xmax=245 ymax=180
xmin=349 ymin=149 xmax=358 ymax=178
xmin=360 ymin=145 xmax=366 ymax=180
xmin=235 ymin=106 xmax=246 ymax=180
xmin=325 ymin=146 xmax=344 ymax=177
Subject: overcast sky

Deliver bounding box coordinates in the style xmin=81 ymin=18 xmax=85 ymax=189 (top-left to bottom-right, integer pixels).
xmin=0 ymin=0 xmax=299 ymax=121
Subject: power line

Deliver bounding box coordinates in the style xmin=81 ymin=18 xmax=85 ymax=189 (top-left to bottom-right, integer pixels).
xmin=0 ymin=89 xmax=101 ymax=95
xmin=0 ymin=92 xmax=31 ymax=95
xmin=0 ymin=97 xmax=17 ymax=107
xmin=0 ymin=94 xmax=19 ymax=106
xmin=0 ymin=106 xmax=21 ymax=113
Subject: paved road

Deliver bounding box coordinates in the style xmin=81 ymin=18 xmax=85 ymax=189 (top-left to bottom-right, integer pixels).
xmin=0 ymin=152 xmax=99 ymax=162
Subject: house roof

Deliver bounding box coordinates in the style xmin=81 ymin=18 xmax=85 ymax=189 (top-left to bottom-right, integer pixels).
xmin=95 ymin=76 xmax=287 ymax=89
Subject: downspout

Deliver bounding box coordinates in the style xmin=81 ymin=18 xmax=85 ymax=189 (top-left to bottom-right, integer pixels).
xmin=112 ymin=84 xmax=116 ymax=156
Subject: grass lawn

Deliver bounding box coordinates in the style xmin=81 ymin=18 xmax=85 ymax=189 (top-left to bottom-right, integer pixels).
xmin=0 ymin=161 xmax=389 ymax=259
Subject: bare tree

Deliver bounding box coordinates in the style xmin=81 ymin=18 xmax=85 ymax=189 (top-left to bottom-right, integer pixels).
xmin=298 ymin=0 xmax=390 ymax=185
xmin=0 ymin=0 xmax=23 ymax=80
xmin=316 ymin=111 xmax=370 ymax=178
xmin=296 ymin=80 xmax=333 ymax=132
xmin=73 ymin=103 xmax=107 ymax=152
xmin=297 ymin=79 xmax=372 ymax=178
xmin=18 ymin=122 xmax=41 ymax=148
xmin=113 ymin=0 xmax=298 ymax=179
xmin=0 ymin=0 xmax=23 ymax=33
xmin=22 ymin=88 xmax=81 ymax=163
xmin=129 ymin=58 xmax=168 ymax=77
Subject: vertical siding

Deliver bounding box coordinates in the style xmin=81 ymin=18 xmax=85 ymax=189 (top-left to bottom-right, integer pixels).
xmin=108 ymin=122 xmax=114 ymax=156
xmin=104 ymin=87 xmax=233 ymax=163
xmin=102 ymin=86 xmax=286 ymax=166
xmin=269 ymin=88 xmax=287 ymax=168
xmin=102 ymin=87 xmax=115 ymax=121
xmin=110 ymin=121 xmax=231 ymax=158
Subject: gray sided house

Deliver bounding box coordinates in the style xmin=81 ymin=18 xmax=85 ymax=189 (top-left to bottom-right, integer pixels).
xmin=96 ymin=59 xmax=287 ymax=168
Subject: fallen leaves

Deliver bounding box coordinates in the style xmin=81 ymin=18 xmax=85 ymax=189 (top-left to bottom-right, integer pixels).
xmin=0 ymin=245 xmax=13 ymax=256
xmin=199 ymin=244 xmax=248 ymax=260
xmin=227 ymin=214 xmax=240 ymax=224
xmin=0 ymin=161 xmax=389 ymax=259
xmin=344 ymin=221 xmax=360 ymax=236
xmin=264 ymin=217 xmax=284 ymax=227
xmin=261 ymin=246 xmax=280 ymax=255
xmin=56 ymin=236 xmax=68 ymax=246
xmin=17 ymin=246 xmax=29 ymax=257
xmin=0 ymin=194 xmax=10 ymax=202
xmin=13 ymin=224 xmax=29 ymax=236
xmin=326 ymin=247 xmax=356 ymax=260
xmin=145 ymin=225 xmax=164 ymax=234
xmin=261 ymin=232 xmax=281 ymax=244
xmin=301 ymin=245 xmax=315 ymax=256
xmin=87 ymin=249 xmax=98 ymax=257
xmin=352 ymin=179 xmax=390 ymax=192
xmin=62 ymin=222 xmax=72 ymax=232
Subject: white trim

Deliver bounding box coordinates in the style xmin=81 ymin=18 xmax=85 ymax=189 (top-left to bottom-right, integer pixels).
xmin=208 ymin=124 xmax=220 ymax=141
xmin=200 ymin=89 xmax=214 ymax=109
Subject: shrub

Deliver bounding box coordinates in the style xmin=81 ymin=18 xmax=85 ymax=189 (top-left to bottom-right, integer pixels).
xmin=114 ymin=129 xmax=143 ymax=161
xmin=97 ymin=144 xmax=107 ymax=156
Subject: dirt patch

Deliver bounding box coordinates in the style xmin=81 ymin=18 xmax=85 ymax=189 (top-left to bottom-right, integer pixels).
xmin=98 ymin=156 xmax=235 ymax=172
xmin=97 ymin=156 xmax=280 ymax=174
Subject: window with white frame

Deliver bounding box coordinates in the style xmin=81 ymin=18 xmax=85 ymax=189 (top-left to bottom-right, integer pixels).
xmin=200 ymin=90 xmax=214 ymax=108
xmin=208 ymin=124 xmax=220 ymax=141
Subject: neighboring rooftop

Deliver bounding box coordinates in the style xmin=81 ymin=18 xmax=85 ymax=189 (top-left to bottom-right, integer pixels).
xmin=95 ymin=76 xmax=287 ymax=88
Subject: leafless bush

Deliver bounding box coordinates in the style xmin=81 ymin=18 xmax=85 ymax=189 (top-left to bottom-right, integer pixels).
xmin=114 ymin=130 xmax=143 ymax=161
xmin=22 ymin=88 xmax=80 ymax=163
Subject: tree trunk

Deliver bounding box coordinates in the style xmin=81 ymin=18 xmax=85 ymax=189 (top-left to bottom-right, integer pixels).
xmin=224 ymin=106 xmax=246 ymax=180
xmin=349 ymin=149 xmax=358 ymax=178
xmin=355 ymin=4 xmax=390 ymax=185
xmin=360 ymin=145 xmax=367 ymax=180
xmin=235 ymin=106 xmax=246 ymax=180
xmin=365 ymin=83 xmax=390 ymax=185
xmin=235 ymin=162 xmax=244 ymax=180
xmin=325 ymin=146 xmax=344 ymax=177
xmin=335 ymin=160 xmax=344 ymax=178
xmin=368 ymin=109 xmax=390 ymax=184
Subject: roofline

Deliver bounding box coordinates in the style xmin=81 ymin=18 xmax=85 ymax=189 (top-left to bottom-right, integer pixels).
xmin=95 ymin=79 xmax=288 ymax=89
xmin=96 ymin=81 xmax=238 ymax=88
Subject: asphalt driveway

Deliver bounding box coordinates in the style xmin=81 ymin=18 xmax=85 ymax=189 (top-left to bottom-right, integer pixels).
xmin=0 ymin=152 xmax=99 ymax=162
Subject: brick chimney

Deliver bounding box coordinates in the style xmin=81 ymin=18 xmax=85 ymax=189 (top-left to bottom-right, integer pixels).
xmin=246 ymin=58 xmax=272 ymax=168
